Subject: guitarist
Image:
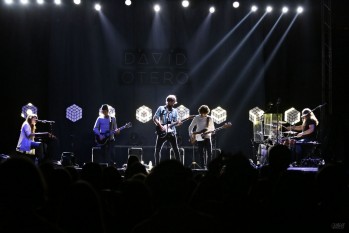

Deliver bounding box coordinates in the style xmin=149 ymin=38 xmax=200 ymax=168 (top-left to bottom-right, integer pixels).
xmin=93 ymin=104 xmax=120 ymax=166
xmin=188 ymin=105 xmax=215 ymax=168
xmin=153 ymin=95 xmax=182 ymax=165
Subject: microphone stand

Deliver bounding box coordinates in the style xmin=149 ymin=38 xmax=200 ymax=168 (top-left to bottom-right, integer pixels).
xmin=275 ymin=99 xmax=280 ymax=145
xmin=310 ymin=103 xmax=327 ymax=114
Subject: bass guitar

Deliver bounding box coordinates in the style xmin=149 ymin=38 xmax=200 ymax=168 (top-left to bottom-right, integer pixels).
xmin=156 ymin=115 xmax=195 ymax=138
xmin=95 ymin=122 xmax=132 ymax=146
xmin=190 ymin=122 xmax=232 ymax=144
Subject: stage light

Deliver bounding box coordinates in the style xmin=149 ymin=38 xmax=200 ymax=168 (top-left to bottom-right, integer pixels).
xmin=154 ymin=4 xmax=160 ymax=12
xmin=125 ymin=0 xmax=131 ymax=6
xmin=284 ymin=107 xmax=300 ymax=125
xmin=54 ymin=0 xmax=61 ymax=5
xmin=297 ymin=6 xmax=304 ymax=14
xmin=211 ymin=106 xmax=227 ymax=124
xmin=136 ymin=105 xmax=152 ymax=123
xmin=282 ymin=7 xmax=289 ymax=13
xmin=21 ymin=103 xmax=38 ymax=119
xmin=66 ymin=104 xmax=83 ymax=122
xmin=73 ymin=0 xmax=81 ymax=5
xmin=232 ymin=1 xmax=239 ymax=8
xmin=20 ymin=0 xmax=29 ymax=5
xmin=209 ymin=6 xmax=215 ymax=13
xmin=176 ymin=105 xmax=190 ymax=120
xmin=266 ymin=6 xmax=272 ymax=13
xmin=251 ymin=5 xmax=257 ymax=12
xmin=182 ymin=0 xmax=189 ymax=8
xmin=94 ymin=3 xmax=101 ymax=11
xmin=36 ymin=0 xmax=44 ymax=5
xmin=4 ymin=0 xmax=13 ymax=5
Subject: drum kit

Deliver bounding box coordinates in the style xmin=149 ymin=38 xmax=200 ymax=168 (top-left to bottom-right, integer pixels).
xmin=256 ymin=119 xmax=298 ymax=166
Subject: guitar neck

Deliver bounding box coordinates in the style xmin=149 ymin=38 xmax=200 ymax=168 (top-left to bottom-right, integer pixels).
xmin=167 ymin=116 xmax=193 ymax=128
xmin=203 ymin=126 xmax=225 ymax=135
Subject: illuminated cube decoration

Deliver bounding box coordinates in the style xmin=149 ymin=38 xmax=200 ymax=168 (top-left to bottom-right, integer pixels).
xmin=136 ymin=105 xmax=152 ymax=123
xmin=99 ymin=104 xmax=116 ymax=118
xmin=177 ymin=105 xmax=190 ymax=120
xmin=66 ymin=104 xmax=82 ymax=122
xmin=249 ymin=107 xmax=265 ymax=142
xmin=284 ymin=107 xmax=300 ymax=125
xmin=211 ymin=106 xmax=227 ymax=124
xmin=21 ymin=103 xmax=38 ymax=119
xmin=249 ymin=107 xmax=264 ymax=123
xmin=263 ymin=113 xmax=282 ymax=137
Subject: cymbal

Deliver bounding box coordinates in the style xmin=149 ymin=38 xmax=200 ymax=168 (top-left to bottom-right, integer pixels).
xmin=264 ymin=124 xmax=280 ymax=127
xmin=272 ymin=120 xmax=287 ymax=124
xmin=283 ymin=131 xmax=297 ymax=134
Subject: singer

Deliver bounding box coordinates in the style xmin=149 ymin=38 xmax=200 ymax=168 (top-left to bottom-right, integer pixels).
xmin=153 ymin=94 xmax=182 ymax=165
xmin=16 ymin=114 xmax=48 ymax=164
xmin=285 ymin=108 xmax=319 ymax=165
xmin=93 ymin=104 xmax=119 ymax=166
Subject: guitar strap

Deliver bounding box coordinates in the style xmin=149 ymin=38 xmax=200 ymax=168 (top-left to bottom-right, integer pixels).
xmin=109 ymin=117 xmax=113 ymax=141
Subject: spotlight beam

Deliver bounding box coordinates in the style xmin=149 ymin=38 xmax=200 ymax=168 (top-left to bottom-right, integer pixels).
xmin=223 ymin=14 xmax=284 ymax=103
xmin=190 ymin=12 xmax=252 ymax=76
xmin=231 ymin=14 xmax=300 ymax=124
xmin=192 ymin=12 xmax=268 ymax=106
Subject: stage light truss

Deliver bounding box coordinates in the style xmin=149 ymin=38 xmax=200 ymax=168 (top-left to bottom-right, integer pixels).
xmin=136 ymin=105 xmax=152 ymax=123
xmin=284 ymin=107 xmax=300 ymax=125
xmin=21 ymin=103 xmax=38 ymax=119
xmin=2 ymin=1 xmax=304 ymax=15
xmin=211 ymin=106 xmax=227 ymax=124
xmin=176 ymin=105 xmax=190 ymax=120
xmin=66 ymin=104 xmax=82 ymax=122
xmin=249 ymin=106 xmax=264 ymax=123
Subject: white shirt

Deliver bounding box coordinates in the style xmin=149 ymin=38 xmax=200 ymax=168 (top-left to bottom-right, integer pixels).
xmin=188 ymin=115 xmax=215 ymax=141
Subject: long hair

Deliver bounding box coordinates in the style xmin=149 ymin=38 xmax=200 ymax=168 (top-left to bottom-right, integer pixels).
xmin=26 ymin=114 xmax=38 ymax=133
xmin=198 ymin=105 xmax=210 ymax=114
xmin=302 ymin=108 xmax=319 ymax=126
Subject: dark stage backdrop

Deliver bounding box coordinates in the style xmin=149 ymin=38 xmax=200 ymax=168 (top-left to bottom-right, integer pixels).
xmin=1 ymin=0 xmax=344 ymax=165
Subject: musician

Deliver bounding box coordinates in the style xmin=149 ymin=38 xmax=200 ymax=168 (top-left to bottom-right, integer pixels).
xmin=153 ymin=95 xmax=182 ymax=165
xmin=16 ymin=114 xmax=48 ymax=164
xmin=285 ymin=108 xmax=319 ymax=164
xmin=188 ymin=105 xmax=215 ymax=168
xmin=93 ymin=104 xmax=120 ymax=166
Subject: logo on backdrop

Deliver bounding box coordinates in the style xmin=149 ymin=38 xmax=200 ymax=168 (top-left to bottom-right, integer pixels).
xmin=120 ymin=49 xmax=189 ymax=85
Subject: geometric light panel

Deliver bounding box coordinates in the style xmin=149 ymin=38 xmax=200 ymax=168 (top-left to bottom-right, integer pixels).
xmin=211 ymin=106 xmax=227 ymax=124
xmin=21 ymin=103 xmax=38 ymax=119
xmin=98 ymin=104 xmax=115 ymax=118
xmin=66 ymin=104 xmax=82 ymax=122
xmin=136 ymin=105 xmax=152 ymax=123
xmin=249 ymin=106 xmax=264 ymax=123
xmin=176 ymin=104 xmax=190 ymax=120
xmin=284 ymin=107 xmax=300 ymax=125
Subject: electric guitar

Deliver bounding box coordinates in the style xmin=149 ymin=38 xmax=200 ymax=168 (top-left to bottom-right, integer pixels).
xmin=155 ymin=115 xmax=195 ymax=138
xmin=95 ymin=122 xmax=132 ymax=146
xmin=190 ymin=122 xmax=232 ymax=145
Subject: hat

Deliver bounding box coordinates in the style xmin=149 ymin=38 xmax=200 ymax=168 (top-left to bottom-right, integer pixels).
xmin=301 ymin=108 xmax=311 ymax=117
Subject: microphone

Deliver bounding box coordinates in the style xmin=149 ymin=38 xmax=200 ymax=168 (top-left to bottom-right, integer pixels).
xmin=37 ymin=120 xmax=55 ymax=124
xmin=318 ymin=103 xmax=327 ymax=108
